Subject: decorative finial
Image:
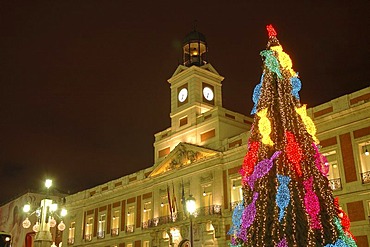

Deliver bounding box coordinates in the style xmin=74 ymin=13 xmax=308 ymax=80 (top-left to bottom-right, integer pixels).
xmin=266 ymin=24 xmax=277 ymax=37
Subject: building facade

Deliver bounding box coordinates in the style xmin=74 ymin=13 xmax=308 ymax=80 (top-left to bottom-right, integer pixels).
xmin=62 ymin=31 xmax=370 ymax=247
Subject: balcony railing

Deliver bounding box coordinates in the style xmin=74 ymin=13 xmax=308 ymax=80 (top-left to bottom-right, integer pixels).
xmin=142 ymin=205 xmax=222 ymax=229
xmin=111 ymin=228 xmax=119 ymax=236
xmin=361 ymin=171 xmax=370 ymax=184
xmin=97 ymin=230 xmax=105 ymax=239
xmin=84 ymin=234 xmax=92 ymax=242
xmin=329 ymin=178 xmax=342 ymax=191
xmin=126 ymin=225 xmax=134 ymax=233
xmin=67 ymin=238 xmax=74 ymax=245
xmin=231 ymin=200 xmax=243 ymax=210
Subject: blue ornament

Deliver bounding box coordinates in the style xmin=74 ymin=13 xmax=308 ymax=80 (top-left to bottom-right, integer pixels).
xmin=228 ymin=200 xmax=244 ymax=235
xmin=250 ymin=74 xmax=264 ymax=115
xmin=290 ymin=75 xmax=301 ymax=100
xmin=260 ymin=50 xmax=282 ymax=78
xmin=276 ymin=175 xmax=291 ymax=222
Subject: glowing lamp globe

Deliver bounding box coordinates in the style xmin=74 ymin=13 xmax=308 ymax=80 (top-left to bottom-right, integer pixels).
xmin=186 ymin=195 xmax=196 ymax=215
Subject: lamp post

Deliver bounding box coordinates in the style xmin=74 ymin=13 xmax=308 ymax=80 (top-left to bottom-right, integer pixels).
xmin=186 ymin=195 xmax=196 ymax=247
xmin=22 ymin=179 xmax=67 ymax=247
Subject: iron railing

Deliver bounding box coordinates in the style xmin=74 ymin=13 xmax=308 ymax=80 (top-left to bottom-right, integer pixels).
xmin=329 ymin=178 xmax=342 ymax=191
xmin=126 ymin=225 xmax=134 ymax=233
xmin=84 ymin=234 xmax=92 ymax=242
xmin=67 ymin=238 xmax=74 ymax=245
xmin=142 ymin=205 xmax=222 ymax=229
xmin=111 ymin=228 xmax=119 ymax=236
xmin=97 ymin=230 xmax=105 ymax=239
xmin=231 ymin=200 xmax=243 ymax=210
xmin=361 ymin=171 xmax=370 ymax=184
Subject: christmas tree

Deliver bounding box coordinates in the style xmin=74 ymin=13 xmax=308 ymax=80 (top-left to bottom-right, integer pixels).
xmin=228 ymin=25 xmax=357 ymax=247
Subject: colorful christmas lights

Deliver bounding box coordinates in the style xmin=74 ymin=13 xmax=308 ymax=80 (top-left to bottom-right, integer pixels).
xmin=295 ymin=105 xmax=319 ymax=144
xmin=245 ymin=151 xmax=282 ymax=190
xmin=303 ymin=177 xmax=322 ymax=229
xmin=251 ymin=74 xmax=264 ymax=114
xmin=266 ymin=24 xmax=277 ymax=37
xmin=228 ymin=200 xmax=244 ymax=235
xmin=240 ymin=141 xmax=260 ymax=178
xmin=260 ymin=50 xmax=282 ymax=78
xmin=285 ymin=131 xmax=303 ymax=176
xmin=237 ymin=192 xmax=259 ymax=241
xmin=257 ymin=108 xmax=274 ymax=146
xmin=270 ymin=45 xmax=295 ymax=76
xmin=276 ymin=238 xmax=288 ymax=247
xmin=276 ymin=175 xmax=291 ymax=222
xmin=313 ymin=143 xmax=329 ymax=176
xmin=290 ymin=75 xmax=302 ymax=100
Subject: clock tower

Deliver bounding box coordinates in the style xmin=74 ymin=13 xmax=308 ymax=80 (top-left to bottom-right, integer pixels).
xmin=153 ymin=29 xmax=251 ymax=163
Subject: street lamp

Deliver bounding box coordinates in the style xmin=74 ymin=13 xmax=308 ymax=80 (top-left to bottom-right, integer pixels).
xmin=186 ymin=195 xmax=196 ymax=247
xmin=22 ymin=179 xmax=67 ymax=247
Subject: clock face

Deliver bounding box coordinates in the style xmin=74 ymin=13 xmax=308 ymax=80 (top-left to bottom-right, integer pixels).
xmin=178 ymin=88 xmax=188 ymax=102
xmin=203 ymin=87 xmax=214 ymax=101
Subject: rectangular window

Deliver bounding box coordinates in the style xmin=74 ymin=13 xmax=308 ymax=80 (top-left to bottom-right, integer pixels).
xmin=126 ymin=205 xmax=135 ymax=233
xmin=158 ymin=147 xmax=170 ymax=158
xmin=111 ymin=210 xmax=120 ymax=236
xmin=68 ymin=222 xmax=75 ymax=245
xmin=85 ymin=217 xmax=93 ymax=241
xmin=97 ymin=214 xmax=106 ymax=239
xmin=179 ymin=116 xmax=188 ymax=127
xmin=127 ymin=244 xmax=133 ymax=247
xmin=202 ymin=190 xmax=213 ymax=216
xmin=359 ymin=142 xmax=370 ymax=183
xmin=143 ymin=241 xmax=150 ymax=247
xmin=200 ymin=129 xmax=215 ymax=142
xmin=142 ymin=202 xmax=152 ymax=229
xmin=324 ymin=150 xmax=342 ymax=191
xmin=231 ymin=179 xmax=243 ymax=209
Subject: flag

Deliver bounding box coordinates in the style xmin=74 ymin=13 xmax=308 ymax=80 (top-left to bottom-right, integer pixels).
xmin=181 ymin=179 xmax=186 ymax=212
xmin=167 ymin=184 xmax=173 ymax=219
xmin=172 ymin=182 xmax=178 ymax=213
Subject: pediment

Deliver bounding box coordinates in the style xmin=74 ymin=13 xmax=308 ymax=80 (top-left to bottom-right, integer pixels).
xmin=149 ymin=142 xmax=220 ymax=177
xmin=170 ymin=63 xmax=221 ymax=79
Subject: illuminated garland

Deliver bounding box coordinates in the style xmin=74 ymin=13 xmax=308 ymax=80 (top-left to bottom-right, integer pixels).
xmin=312 ymin=143 xmax=329 ymax=176
xmin=295 ymin=105 xmax=319 ymax=144
xmin=270 ymin=45 xmax=295 ymax=77
xmin=324 ymin=238 xmax=348 ymax=247
xmin=303 ymin=177 xmax=322 ymax=229
xmin=251 ymin=74 xmax=264 ymax=115
xmin=285 ymin=131 xmax=303 ymax=176
xmin=257 ymin=108 xmax=274 ymax=146
xmin=276 ymin=175 xmax=291 ymax=222
xmin=228 ymin=200 xmax=244 ymax=235
xmin=240 ymin=141 xmax=260 ymax=179
xmin=260 ymin=50 xmax=282 ymax=78
xmin=333 ymin=217 xmax=357 ymax=247
xmin=266 ymin=24 xmax=277 ymax=37
xmin=334 ymin=198 xmax=355 ymax=240
xmin=245 ymin=151 xmax=282 ymax=190
xmin=276 ymin=238 xmax=288 ymax=247
xmin=237 ymin=192 xmax=259 ymax=241
xmin=290 ymin=75 xmax=301 ymax=100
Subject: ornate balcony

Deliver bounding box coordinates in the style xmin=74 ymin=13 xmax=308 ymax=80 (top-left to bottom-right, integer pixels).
xmin=126 ymin=225 xmax=134 ymax=233
xmin=141 ymin=205 xmax=222 ymax=229
xmin=329 ymin=178 xmax=342 ymax=191
xmin=361 ymin=171 xmax=370 ymax=184
xmin=84 ymin=234 xmax=92 ymax=242
xmin=231 ymin=200 xmax=243 ymax=210
xmin=111 ymin=228 xmax=119 ymax=236
xmin=67 ymin=238 xmax=74 ymax=245
xmin=97 ymin=230 xmax=105 ymax=239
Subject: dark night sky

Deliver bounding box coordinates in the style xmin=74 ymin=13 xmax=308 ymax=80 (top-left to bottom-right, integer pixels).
xmin=0 ymin=1 xmax=369 ymax=204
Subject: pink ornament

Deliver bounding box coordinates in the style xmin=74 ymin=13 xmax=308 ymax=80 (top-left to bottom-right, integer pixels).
xmin=303 ymin=177 xmax=322 ymax=229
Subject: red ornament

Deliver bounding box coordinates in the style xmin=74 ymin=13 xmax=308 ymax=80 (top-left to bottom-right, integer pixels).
xmin=334 ymin=197 xmax=355 ymax=239
xmin=285 ymin=131 xmax=302 ymax=176
xmin=266 ymin=24 xmax=277 ymax=37
xmin=240 ymin=142 xmax=260 ymax=179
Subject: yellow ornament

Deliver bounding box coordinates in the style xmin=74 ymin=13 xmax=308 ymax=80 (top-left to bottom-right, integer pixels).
xmin=257 ymin=108 xmax=274 ymax=146
xmin=295 ymin=105 xmax=319 ymax=144
xmin=270 ymin=45 xmax=295 ymax=76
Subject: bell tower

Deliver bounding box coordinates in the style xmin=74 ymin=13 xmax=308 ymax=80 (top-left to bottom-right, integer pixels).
xmin=168 ymin=30 xmax=224 ymax=132
xmin=153 ymin=29 xmax=251 ymax=164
